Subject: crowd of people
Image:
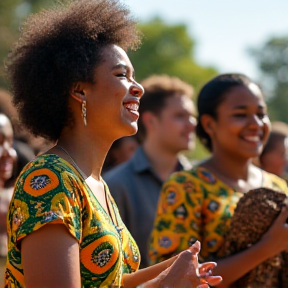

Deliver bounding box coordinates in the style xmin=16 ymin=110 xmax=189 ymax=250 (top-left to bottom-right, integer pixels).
xmin=0 ymin=0 xmax=287 ymax=287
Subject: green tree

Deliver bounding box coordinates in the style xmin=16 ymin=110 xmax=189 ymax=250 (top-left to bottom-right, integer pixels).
xmin=250 ymin=36 xmax=288 ymax=122
xmin=128 ymin=18 xmax=217 ymax=93
xmin=128 ymin=18 xmax=217 ymax=160
xmin=0 ymin=0 xmax=52 ymax=88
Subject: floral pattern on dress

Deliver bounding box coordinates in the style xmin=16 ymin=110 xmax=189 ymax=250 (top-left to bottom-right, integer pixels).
xmin=149 ymin=166 xmax=288 ymax=265
xmin=5 ymin=154 xmax=140 ymax=287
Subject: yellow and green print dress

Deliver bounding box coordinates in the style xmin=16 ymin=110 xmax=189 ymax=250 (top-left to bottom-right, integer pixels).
xmin=5 ymin=154 xmax=140 ymax=287
xmin=149 ymin=166 xmax=288 ymax=264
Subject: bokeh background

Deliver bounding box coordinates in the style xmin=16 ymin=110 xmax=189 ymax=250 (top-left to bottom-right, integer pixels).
xmin=1 ymin=0 xmax=288 ymax=159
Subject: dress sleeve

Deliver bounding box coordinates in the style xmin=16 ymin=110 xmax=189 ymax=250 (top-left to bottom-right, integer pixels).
xmin=8 ymin=164 xmax=83 ymax=247
xmin=148 ymin=170 xmax=204 ymax=264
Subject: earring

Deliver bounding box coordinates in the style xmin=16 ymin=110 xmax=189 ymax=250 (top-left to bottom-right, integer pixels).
xmin=82 ymin=100 xmax=87 ymax=126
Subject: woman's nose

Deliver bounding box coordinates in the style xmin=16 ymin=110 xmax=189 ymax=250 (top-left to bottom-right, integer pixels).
xmin=0 ymin=142 xmax=16 ymax=158
xmin=188 ymin=116 xmax=197 ymax=131
xmin=129 ymin=82 xmax=144 ymax=98
xmin=249 ymin=114 xmax=264 ymax=127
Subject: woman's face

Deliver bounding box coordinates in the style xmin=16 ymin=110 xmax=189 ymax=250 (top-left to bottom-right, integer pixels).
xmin=260 ymin=137 xmax=288 ymax=177
xmin=206 ymin=84 xmax=270 ymax=160
xmin=84 ymin=44 xmax=144 ymax=139
xmin=0 ymin=115 xmax=16 ymax=182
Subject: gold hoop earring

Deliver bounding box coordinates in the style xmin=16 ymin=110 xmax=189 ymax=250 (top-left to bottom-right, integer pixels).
xmin=82 ymin=100 xmax=87 ymax=126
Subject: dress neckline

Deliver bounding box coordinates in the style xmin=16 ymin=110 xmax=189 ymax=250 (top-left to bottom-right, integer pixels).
xmin=39 ymin=153 xmax=121 ymax=229
xmin=194 ymin=165 xmax=265 ymax=193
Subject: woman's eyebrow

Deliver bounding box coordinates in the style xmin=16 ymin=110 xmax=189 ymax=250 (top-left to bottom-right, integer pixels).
xmin=112 ymin=63 xmax=135 ymax=78
xmin=112 ymin=63 xmax=128 ymax=70
xmin=231 ymin=105 xmax=247 ymax=110
xmin=232 ymin=104 xmax=265 ymax=110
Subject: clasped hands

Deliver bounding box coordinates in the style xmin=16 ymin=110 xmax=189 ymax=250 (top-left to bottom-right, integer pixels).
xmin=152 ymin=241 xmax=222 ymax=288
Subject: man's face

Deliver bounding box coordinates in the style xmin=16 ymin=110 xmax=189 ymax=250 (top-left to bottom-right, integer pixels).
xmin=154 ymin=94 xmax=196 ymax=154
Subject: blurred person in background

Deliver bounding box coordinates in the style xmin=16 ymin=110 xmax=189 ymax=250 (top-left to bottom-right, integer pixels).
xmin=0 ymin=113 xmax=17 ymax=285
xmin=149 ymin=73 xmax=288 ymax=287
xmin=102 ymin=135 xmax=139 ymax=174
xmin=104 ymin=74 xmax=196 ymax=268
xmin=0 ymin=89 xmax=42 ymax=165
xmin=258 ymin=121 xmax=288 ymax=178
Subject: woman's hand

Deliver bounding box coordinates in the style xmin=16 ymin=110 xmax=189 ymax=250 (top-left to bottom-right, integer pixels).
xmin=261 ymin=206 xmax=288 ymax=257
xmin=145 ymin=241 xmax=222 ymax=288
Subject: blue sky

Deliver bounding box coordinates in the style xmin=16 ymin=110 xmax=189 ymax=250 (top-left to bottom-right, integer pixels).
xmin=124 ymin=0 xmax=288 ymax=81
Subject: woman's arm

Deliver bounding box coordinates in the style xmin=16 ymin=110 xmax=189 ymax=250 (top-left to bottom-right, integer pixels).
xmin=213 ymin=206 xmax=288 ymax=286
xmin=22 ymin=224 xmax=81 ymax=288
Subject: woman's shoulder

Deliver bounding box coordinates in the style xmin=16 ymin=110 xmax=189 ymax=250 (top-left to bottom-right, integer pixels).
xmin=14 ymin=154 xmax=80 ymax=193
xmin=19 ymin=154 xmax=73 ymax=177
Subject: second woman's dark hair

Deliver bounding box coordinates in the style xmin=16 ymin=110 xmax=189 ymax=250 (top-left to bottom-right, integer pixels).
xmin=196 ymin=73 xmax=253 ymax=151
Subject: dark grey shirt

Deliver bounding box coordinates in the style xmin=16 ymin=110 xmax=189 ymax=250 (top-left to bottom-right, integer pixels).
xmin=103 ymin=147 xmax=192 ymax=268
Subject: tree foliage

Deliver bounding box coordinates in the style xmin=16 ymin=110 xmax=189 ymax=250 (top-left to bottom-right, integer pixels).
xmin=250 ymin=36 xmax=288 ymax=122
xmin=128 ymin=18 xmax=217 ymax=93
xmin=1 ymin=3 xmax=217 ymax=91
xmin=0 ymin=0 xmax=51 ymax=88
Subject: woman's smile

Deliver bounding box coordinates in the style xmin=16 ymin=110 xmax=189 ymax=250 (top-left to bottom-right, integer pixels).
xmin=123 ymin=98 xmax=140 ymax=121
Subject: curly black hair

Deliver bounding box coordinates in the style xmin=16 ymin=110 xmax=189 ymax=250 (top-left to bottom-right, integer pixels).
xmin=5 ymin=0 xmax=141 ymax=142
xmin=196 ymin=73 xmax=255 ymax=151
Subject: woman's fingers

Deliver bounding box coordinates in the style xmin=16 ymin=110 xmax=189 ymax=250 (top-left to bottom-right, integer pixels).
xmin=161 ymin=250 xmax=195 ymax=285
xmin=188 ymin=240 xmax=201 ymax=255
xmin=197 ymin=285 xmax=209 ymax=288
xmin=204 ymin=275 xmax=223 ymax=286
xmin=274 ymin=206 xmax=288 ymax=225
xmin=157 ymin=242 xmax=223 ymax=288
xmin=199 ymin=261 xmax=217 ymax=274
xmin=198 ymin=262 xmax=222 ymax=286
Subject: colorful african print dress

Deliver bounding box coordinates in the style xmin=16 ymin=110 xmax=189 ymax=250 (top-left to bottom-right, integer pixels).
xmin=149 ymin=165 xmax=288 ymax=264
xmin=5 ymin=154 xmax=140 ymax=287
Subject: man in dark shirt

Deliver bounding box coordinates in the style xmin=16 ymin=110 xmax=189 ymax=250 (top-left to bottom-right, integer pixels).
xmin=104 ymin=75 xmax=197 ymax=268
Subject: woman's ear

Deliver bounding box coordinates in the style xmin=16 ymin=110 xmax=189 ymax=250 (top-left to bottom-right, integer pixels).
xmin=200 ymin=114 xmax=216 ymax=137
xmin=71 ymin=83 xmax=85 ymax=103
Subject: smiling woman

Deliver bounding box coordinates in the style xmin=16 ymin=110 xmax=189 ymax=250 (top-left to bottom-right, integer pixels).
xmin=4 ymin=0 xmax=222 ymax=287
xmin=0 ymin=113 xmax=17 ymax=285
xmin=149 ymin=73 xmax=288 ymax=287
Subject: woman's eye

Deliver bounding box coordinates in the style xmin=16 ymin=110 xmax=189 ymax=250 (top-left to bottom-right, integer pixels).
xmin=233 ymin=114 xmax=246 ymax=118
xmin=116 ymin=73 xmax=127 ymax=78
xmin=257 ymin=113 xmax=266 ymax=119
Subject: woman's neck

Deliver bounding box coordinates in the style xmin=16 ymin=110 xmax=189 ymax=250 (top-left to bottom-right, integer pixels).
xmin=54 ymin=129 xmax=113 ymax=181
xmin=206 ymin=154 xmax=251 ymax=181
xmin=201 ymin=152 xmax=263 ymax=193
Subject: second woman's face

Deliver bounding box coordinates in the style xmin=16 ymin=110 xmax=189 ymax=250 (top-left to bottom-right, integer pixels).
xmin=0 ymin=115 xmax=16 ymax=182
xmin=84 ymin=44 xmax=144 ymax=139
xmin=210 ymin=84 xmax=270 ymax=159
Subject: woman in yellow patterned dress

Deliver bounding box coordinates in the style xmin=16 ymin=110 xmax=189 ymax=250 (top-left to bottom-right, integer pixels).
xmin=4 ymin=0 xmax=222 ymax=287
xmin=149 ymin=73 xmax=288 ymax=287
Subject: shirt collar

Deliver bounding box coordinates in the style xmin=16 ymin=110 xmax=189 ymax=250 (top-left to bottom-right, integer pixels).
xmin=131 ymin=146 xmax=192 ymax=174
xmin=131 ymin=147 xmax=152 ymax=173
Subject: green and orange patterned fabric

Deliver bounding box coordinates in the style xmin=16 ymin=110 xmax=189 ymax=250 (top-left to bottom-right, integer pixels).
xmin=149 ymin=166 xmax=288 ymax=264
xmin=5 ymin=154 xmax=140 ymax=287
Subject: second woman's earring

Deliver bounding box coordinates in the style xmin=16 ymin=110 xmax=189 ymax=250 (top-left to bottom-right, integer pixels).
xmin=82 ymin=100 xmax=87 ymax=126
